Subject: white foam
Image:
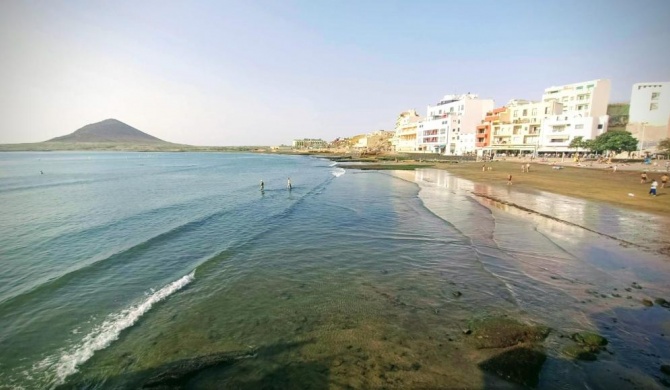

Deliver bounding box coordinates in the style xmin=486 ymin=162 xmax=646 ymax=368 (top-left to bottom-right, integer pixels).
xmin=329 ymin=162 xmax=337 ymax=167
xmin=331 ymin=168 xmax=345 ymax=177
xmin=37 ymin=271 xmax=195 ymax=387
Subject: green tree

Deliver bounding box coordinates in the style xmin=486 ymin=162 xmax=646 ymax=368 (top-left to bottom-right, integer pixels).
xmin=590 ymin=130 xmax=638 ymax=155
xmin=569 ymin=136 xmax=587 ymax=154
xmin=658 ymin=138 xmax=670 ymax=157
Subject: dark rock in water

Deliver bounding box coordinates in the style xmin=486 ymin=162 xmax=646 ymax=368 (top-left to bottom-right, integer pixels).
xmin=632 ymin=282 xmax=643 ymax=290
xmin=467 ymin=317 xmax=550 ymax=349
xmin=142 ymin=349 xmax=256 ymax=388
xmin=655 ymin=298 xmax=670 ymax=308
xmin=662 ymin=364 xmax=670 ymax=375
xmin=452 ymin=291 xmax=462 ymax=298
xmin=562 ymin=345 xmax=598 ymax=361
xmin=479 ymin=347 xmax=547 ymax=388
xmin=642 ymin=299 xmax=654 ymax=307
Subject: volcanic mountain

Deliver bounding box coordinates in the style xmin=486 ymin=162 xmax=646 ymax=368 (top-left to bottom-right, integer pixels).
xmin=48 ymin=119 xmax=169 ymax=144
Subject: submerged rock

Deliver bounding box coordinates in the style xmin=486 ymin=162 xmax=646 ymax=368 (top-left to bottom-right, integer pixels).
xmin=467 ymin=317 xmax=550 ymax=349
xmin=479 ymin=347 xmax=547 ymax=388
xmin=642 ymin=299 xmax=654 ymax=307
xmin=562 ymin=345 xmax=598 ymax=361
xmin=142 ymin=349 xmax=257 ymax=388
xmin=655 ymin=298 xmax=670 ymax=308
xmin=662 ymin=364 xmax=670 ymax=375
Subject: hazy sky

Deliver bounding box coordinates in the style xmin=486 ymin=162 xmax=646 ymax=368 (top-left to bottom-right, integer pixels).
xmin=1 ymin=1 xmax=669 ymax=146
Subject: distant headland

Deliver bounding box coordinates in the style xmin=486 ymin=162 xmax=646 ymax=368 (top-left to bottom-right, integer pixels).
xmin=0 ymin=119 xmax=264 ymax=152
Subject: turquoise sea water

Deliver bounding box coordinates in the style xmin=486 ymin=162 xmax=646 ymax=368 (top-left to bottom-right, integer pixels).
xmin=1 ymin=152 xmax=669 ymax=389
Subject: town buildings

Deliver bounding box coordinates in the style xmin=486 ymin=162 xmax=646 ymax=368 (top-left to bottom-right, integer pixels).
xmin=417 ymin=94 xmax=494 ymax=155
xmin=480 ymin=99 xmax=563 ymax=157
xmin=626 ymin=82 xmax=670 ymax=152
xmin=391 ymin=79 xmax=613 ymax=156
xmin=392 ymin=109 xmax=422 ymax=152
xmin=321 ymin=78 xmax=669 ymax=157
xmin=539 ymin=79 xmax=611 ymax=154
xmin=292 ymin=138 xmax=328 ymax=150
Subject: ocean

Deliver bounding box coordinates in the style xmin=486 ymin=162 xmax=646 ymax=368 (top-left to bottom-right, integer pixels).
xmin=0 ymin=152 xmax=669 ymax=389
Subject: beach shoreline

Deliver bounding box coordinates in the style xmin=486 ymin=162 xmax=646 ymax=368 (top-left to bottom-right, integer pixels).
xmin=335 ymin=156 xmax=670 ymax=216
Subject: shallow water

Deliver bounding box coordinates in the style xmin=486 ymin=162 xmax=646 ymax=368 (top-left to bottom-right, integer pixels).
xmin=0 ymin=153 xmax=669 ymax=389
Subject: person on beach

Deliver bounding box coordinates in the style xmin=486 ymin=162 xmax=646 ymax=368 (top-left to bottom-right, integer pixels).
xmin=526 ymin=163 xmax=530 ymax=173
xmin=287 ymin=177 xmax=292 ymax=190
xmin=649 ymin=179 xmax=658 ymax=196
xmin=641 ymin=171 xmax=648 ymax=184
xmin=507 ymin=174 xmax=513 ymax=185
xmin=482 ymin=165 xmax=486 ymax=172
xmin=260 ymin=180 xmax=264 ymax=191
xmin=661 ymin=174 xmax=668 ymax=188
xmin=521 ymin=164 xmax=526 ymax=173
xmin=612 ymin=165 xmax=618 ymax=173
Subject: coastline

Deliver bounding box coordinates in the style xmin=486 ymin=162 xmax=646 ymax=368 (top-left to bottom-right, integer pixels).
xmin=337 ymin=157 xmax=670 ymax=216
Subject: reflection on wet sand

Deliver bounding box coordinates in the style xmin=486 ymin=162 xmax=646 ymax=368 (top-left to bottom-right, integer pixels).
xmin=399 ymin=168 xmax=670 ymax=389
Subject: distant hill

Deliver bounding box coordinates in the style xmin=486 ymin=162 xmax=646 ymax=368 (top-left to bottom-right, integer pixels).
xmin=47 ymin=119 xmax=168 ymax=144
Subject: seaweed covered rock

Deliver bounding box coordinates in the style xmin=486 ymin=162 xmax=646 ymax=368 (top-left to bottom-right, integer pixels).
xmin=466 ymin=316 xmax=550 ymax=349
xmin=562 ymin=331 xmax=609 ymax=361
xmin=571 ymin=331 xmax=608 ymax=348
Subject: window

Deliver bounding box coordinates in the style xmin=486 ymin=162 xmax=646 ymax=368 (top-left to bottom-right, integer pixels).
xmin=458 ymin=120 xmax=460 ymax=124
xmin=575 ymin=124 xmax=584 ymax=129
xmin=577 ymin=86 xmax=583 ymax=90
xmin=532 ymin=108 xmax=537 ymax=116
xmin=514 ymin=110 xmax=518 ymax=117
xmin=544 ymin=107 xmax=549 ymax=114
xmin=650 ymin=103 xmax=659 ymax=110
xmin=597 ymin=124 xmax=603 ymax=129
xmin=522 ymin=109 xmax=527 ymax=116
xmin=652 ymin=92 xmax=660 ymax=100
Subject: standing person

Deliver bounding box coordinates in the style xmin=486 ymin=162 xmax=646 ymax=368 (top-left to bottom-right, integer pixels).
xmin=649 ymin=179 xmax=658 ymax=196
xmin=521 ymin=163 xmax=526 ymax=173
xmin=641 ymin=171 xmax=648 ymax=184
xmin=260 ymin=180 xmax=264 ymax=191
xmin=661 ymin=173 xmax=669 ymax=188
xmin=287 ymin=177 xmax=292 ymax=190
xmin=526 ymin=163 xmax=531 ymax=173
xmin=507 ymin=174 xmax=513 ymax=185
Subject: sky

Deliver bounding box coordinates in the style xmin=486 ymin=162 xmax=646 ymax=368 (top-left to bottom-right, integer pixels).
xmin=1 ymin=0 xmax=669 ymax=146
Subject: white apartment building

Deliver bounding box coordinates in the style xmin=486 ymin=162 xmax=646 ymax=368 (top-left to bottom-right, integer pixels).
xmin=540 ymin=79 xmax=611 ymax=153
xmin=392 ymin=109 xmax=421 ymax=152
xmin=626 ymin=82 xmax=670 ymax=152
xmin=486 ymin=99 xmax=562 ymax=156
xmin=417 ymin=94 xmax=493 ymax=155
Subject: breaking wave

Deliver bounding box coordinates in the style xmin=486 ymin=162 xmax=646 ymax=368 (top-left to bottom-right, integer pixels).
xmin=36 ymin=271 xmax=195 ymax=388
